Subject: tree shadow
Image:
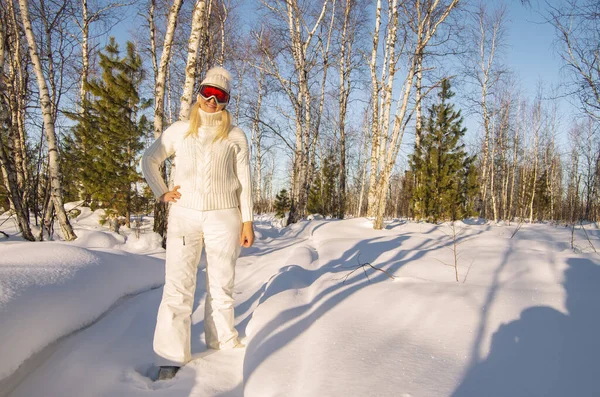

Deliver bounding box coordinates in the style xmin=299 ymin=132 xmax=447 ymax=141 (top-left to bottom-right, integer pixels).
xmin=452 ymin=257 xmax=600 ymax=396
xmin=241 ymin=226 xmax=484 ymax=390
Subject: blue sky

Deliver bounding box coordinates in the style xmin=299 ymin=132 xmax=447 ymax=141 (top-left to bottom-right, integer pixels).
xmin=114 ymin=0 xmax=579 ymax=167
xmin=505 ymin=0 xmax=563 ymax=98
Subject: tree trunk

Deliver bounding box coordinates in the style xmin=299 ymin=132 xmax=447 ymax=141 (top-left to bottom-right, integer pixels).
xmin=6 ymin=0 xmax=29 ymax=208
xmin=337 ymin=0 xmax=352 ymax=219
xmin=179 ymin=0 xmax=206 ymax=120
xmin=357 ymin=118 xmax=370 ymax=217
xmin=18 ymin=0 xmax=76 ymax=240
xmin=366 ymin=0 xmax=382 ymax=218
xmin=528 ymin=101 xmax=541 ymax=223
xmin=0 ymin=23 xmax=34 ymax=240
xmin=151 ymin=0 xmax=183 ymax=241
xmin=490 ymin=121 xmax=498 ymax=222
xmin=153 ymin=0 xmax=183 ymax=138
xmin=251 ymin=65 xmax=265 ymax=207
xmin=217 ymin=0 xmax=228 ymax=66
xmin=285 ymin=0 xmax=330 ymax=224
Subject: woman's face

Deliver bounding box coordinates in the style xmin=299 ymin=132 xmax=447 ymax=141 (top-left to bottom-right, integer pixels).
xmin=198 ymin=95 xmax=226 ymax=113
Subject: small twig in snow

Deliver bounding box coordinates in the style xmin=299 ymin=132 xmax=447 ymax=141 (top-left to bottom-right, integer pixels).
xmin=579 ymin=220 xmax=598 ymax=254
xmin=338 ymin=254 xmax=395 ymax=284
xmin=462 ymin=259 xmax=475 ymax=284
xmin=511 ymin=219 xmax=524 ymax=239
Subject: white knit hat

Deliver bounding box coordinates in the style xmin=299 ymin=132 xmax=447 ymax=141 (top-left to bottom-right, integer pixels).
xmin=200 ymin=66 xmax=232 ymax=93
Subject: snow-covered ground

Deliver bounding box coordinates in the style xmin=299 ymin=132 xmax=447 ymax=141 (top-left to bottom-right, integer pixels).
xmin=1 ymin=208 xmax=599 ymax=396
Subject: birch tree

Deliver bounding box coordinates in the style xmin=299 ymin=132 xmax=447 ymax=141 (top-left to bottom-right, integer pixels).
xmin=463 ymin=2 xmax=507 ymax=219
xmin=17 ymin=0 xmax=76 ymax=240
xmin=258 ymin=0 xmax=331 ymax=223
xmin=335 ymin=0 xmax=362 ymax=219
xmin=149 ymin=0 xmax=183 ymax=240
xmin=547 ymin=0 xmax=600 ymax=120
xmin=153 ymin=0 xmax=183 ymax=139
xmin=528 ymin=95 xmax=542 ymax=222
xmin=368 ymin=0 xmax=460 ymax=229
xmin=0 ymin=8 xmax=35 ymax=240
xmin=250 ymin=53 xmax=266 ymax=208
xmin=178 ymin=0 xmax=206 ymax=120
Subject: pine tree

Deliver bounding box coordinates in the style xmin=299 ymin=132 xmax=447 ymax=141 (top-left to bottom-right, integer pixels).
xmin=274 ymin=189 xmax=291 ymax=218
xmin=67 ymin=38 xmax=151 ymax=227
xmin=410 ymin=79 xmax=478 ymax=222
xmin=460 ymin=160 xmax=479 ymax=218
xmin=307 ymin=152 xmax=339 ymax=217
xmin=307 ymin=178 xmax=324 ymax=215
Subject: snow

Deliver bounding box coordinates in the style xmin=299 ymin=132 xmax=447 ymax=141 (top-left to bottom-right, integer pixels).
xmin=1 ymin=208 xmax=599 ymax=396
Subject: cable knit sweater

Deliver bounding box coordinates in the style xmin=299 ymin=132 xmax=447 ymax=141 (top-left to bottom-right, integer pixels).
xmin=141 ymin=109 xmax=253 ymax=223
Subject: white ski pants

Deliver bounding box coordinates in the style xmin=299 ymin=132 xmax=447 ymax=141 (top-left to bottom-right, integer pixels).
xmin=153 ymin=205 xmax=242 ymax=366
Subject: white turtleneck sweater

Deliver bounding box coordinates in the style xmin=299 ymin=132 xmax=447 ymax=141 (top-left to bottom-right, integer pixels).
xmin=141 ymin=109 xmax=253 ymax=223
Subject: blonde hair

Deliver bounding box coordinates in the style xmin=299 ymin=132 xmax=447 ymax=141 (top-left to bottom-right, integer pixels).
xmin=185 ymin=101 xmax=231 ymax=141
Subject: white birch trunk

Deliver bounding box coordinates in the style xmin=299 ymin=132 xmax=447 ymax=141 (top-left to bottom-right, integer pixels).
xmin=528 ymin=101 xmax=541 ymax=223
xmin=508 ymin=100 xmax=521 ymax=222
xmin=6 ymin=0 xmax=28 ymax=203
xmin=470 ymin=4 xmax=506 ymax=219
xmin=179 ymin=0 xmax=206 ymax=121
xmin=366 ymin=0 xmax=382 ymax=217
xmin=0 ymin=20 xmax=33 ymax=240
xmin=18 ymin=0 xmax=76 ymax=240
xmin=251 ymin=67 xmax=264 ymax=206
xmin=148 ymin=0 xmax=158 ymax=81
xmin=218 ymin=1 xmax=228 ymax=66
xmin=287 ymin=0 xmax=329 ymax=222
xmin=490 ymin=118 xmax=498 ymax=222
xmin=79 ymin=0 xmax=90 ymax=109
xmin=153 ymin=0 xmax=183 ymax=138
xmin=337 ymin=0 xmax=352 ymax=219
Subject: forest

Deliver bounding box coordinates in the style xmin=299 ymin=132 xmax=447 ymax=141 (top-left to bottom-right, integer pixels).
xmin=0 ymin=0 xmax=598 ymax=241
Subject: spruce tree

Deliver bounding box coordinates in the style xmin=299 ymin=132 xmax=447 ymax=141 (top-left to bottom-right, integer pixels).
xmin=410 ymin=79 xmax=477 ymax=222
xmin=274 ymin=189 xmax=291 ymax=218
xmin=307 ymin=152 xmax=339 ymax=217
xmin=67 ymin=38 xmax=150 ymax=227
xmin=307 ymin=178 xmax=324 ymax=215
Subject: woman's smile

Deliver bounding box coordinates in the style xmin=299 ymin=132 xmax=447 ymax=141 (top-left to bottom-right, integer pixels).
xmin=199 ymin=97 xmax=223 ymax=113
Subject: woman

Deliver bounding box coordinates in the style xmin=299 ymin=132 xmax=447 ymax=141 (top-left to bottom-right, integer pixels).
xmin=141 ymin=66 xmax=254 ymax=381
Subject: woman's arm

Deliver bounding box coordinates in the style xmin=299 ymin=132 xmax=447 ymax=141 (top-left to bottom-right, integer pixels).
xmin=231 ymin=127 xmax=254 ymax=247
xmin=231 ymin=127 xmax=254 ymax=223
xmin=140 ymin=122 xmax=182 ymax=199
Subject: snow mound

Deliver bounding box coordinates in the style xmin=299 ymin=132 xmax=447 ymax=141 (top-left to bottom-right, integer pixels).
xmin=121 ymin=232 xmax=164 ymax=253
xmin=0 ymin=244 xmax=99 ymax=306
xmin=0 ymin=242 xmax=164 ymax=381
xmin=72 ymin=208 xmax=107 ymax=227
xmin=70 ymin=229 xmax=125 ymax=248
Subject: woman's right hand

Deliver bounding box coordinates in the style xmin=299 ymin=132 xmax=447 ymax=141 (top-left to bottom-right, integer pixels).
xmin=160 ymin=185 xmax=181 ymax=203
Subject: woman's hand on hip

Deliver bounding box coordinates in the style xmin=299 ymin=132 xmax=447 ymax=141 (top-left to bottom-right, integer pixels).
xmin=159 ymin=185 xmax=181 ymax=203
xmin=240 ymin=221 xmax=254 ymax=248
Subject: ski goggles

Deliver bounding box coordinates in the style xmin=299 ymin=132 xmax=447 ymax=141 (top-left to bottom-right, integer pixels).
xmin=199 ymin=85 xmax=230 ymax=105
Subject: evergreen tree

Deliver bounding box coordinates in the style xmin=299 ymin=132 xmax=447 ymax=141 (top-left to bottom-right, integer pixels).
xmin=307 ymin=178 xmax=324 ymax=215
xmin=460 ymin=161 xmax=479 ymax=217
xmin=409 ymin=79 xmax=478 ymax=222
xmin=67 ymin=38 xmax=151 ymax=227
xmin=274 ymin=189 xmax=291 ymax=218
xmin=307 ymin=152 xmax=338 ymax=217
